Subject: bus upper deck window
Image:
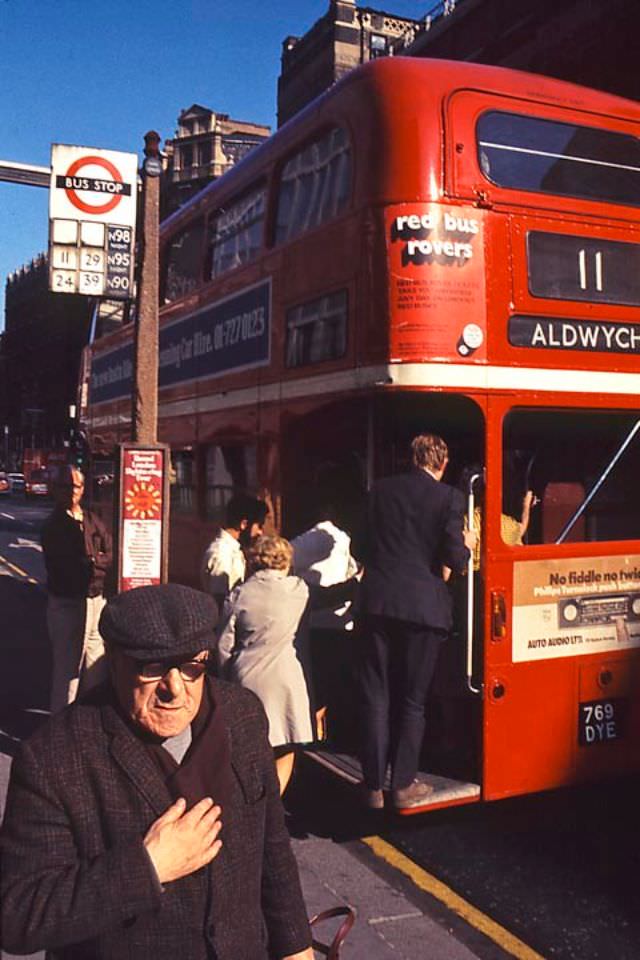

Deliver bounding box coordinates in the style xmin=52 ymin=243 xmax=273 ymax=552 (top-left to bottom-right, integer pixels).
xmin=207 ymin=185 xmax=266 ymax=280
xmin=162 ymin=220 xmax=205 ymax=304
xmin=477 ymin=111 xmax=640 ymax=207
xmin=275 ymin=127 xmax=351 ymax=246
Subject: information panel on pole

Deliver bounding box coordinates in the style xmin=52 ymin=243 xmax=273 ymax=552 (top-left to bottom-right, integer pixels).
xmin=115 ymin=443 xmax=170 ymax=592
xmin=49 ymin=144 xmax=138 ymax=300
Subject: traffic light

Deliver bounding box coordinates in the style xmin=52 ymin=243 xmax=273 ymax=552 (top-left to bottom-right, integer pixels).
xmin=71 ymin=430 xmax=90 ymax=474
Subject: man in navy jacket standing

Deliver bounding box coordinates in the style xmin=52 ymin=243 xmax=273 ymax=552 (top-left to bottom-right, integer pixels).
xmin=358 ymin=434 xmax=475 ymax=811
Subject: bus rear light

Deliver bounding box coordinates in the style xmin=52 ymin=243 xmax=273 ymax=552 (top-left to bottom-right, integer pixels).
xmin=491 ymin=591 xmax=507 ymax=641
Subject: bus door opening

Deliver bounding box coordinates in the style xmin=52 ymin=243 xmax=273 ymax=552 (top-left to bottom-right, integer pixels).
xmin=292 ymin=391 xmax=486 ymax=811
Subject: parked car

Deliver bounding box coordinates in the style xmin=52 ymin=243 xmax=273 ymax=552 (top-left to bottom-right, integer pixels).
xmin=25 ymin=467 xmax=49 ymax=498
xmin=0 ymin=472 xmax=10 ymax=495
xmin=7 ymin=472 xmax=25 ymax=495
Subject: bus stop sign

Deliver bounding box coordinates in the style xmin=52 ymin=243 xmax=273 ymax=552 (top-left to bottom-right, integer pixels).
xmin=49 ymin=144 xmax=138 ymax=300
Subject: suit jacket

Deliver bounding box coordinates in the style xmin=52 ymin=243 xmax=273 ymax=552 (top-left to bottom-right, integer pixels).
xmin=359 ymin=467 xmax=469 ymax=630
xmin=0 ymin=680 xmax=311 ymax=960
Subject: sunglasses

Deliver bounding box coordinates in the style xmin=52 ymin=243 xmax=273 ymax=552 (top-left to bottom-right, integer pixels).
xmin=135 ymin=657 xmax=209 ymax=683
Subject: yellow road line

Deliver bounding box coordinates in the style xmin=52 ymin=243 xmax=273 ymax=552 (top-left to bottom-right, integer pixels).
xmin=0 ymin=554 xmax=38 ymax=584
xmin=363 ymin=835 xmax=546 ymax=960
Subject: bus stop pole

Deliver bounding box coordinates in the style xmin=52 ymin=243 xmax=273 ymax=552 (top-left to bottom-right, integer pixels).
xmin=113 ymin=131 xmax=170 ymax=590
xmin=132 ymin=131 xmax=161 ymax=445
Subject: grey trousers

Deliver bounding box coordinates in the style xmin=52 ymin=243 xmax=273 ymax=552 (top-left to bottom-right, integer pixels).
xmin=47 ymin=594 xmax=107 ymax=713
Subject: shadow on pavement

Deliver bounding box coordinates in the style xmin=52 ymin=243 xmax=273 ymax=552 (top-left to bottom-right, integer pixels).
xmin=0 ymin=579 xmax=50 ymax=749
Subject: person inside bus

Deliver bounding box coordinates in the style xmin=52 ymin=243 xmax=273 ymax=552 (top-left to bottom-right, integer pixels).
xmin=356 ymin=434 xmax=475 ymax=811
xmin=200 ymin=493 xmax=268 ymax=610
xmin=501 ymin=485 xmax=536 ymax=545
xmin=216 ymin=535 xmax=317 ymax=795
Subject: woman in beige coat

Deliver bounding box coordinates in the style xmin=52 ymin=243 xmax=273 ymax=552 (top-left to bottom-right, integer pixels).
xmin=216 ymin=535 xmax=315 ymax=793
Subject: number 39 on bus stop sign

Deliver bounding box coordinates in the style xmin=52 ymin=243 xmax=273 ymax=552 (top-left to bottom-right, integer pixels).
xmin=49 ymin=144 xmax=138 ymax=300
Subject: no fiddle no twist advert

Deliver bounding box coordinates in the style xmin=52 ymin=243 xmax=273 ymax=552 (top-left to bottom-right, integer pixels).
xmin=386 ymin=203 xmax=486 ymax=361
xmin=512 ymin=555 xmax=640 ymax=662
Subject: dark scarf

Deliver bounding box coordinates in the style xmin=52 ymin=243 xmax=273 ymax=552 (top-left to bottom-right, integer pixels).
xmin=146 ymin=677 xmax=233 ymax=812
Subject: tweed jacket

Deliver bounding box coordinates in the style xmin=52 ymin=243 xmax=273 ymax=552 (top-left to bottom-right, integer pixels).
xmin=0 ymin=679 xmax=311 ymax=960
xmin=360 ymin=467 xmax=469 ymax=631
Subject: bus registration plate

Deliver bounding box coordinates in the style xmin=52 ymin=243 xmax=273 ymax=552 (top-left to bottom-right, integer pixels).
xmin=578 ymin=698 xmax=628 ymax=746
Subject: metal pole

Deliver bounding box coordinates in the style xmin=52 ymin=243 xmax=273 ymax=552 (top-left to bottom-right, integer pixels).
xmin=555 ymin=418 xmax=640 ymax=544
xmin=132 ymin=131 xmax=161 ymax=444
xmin=0 ymin=159 xmax=49 ymax=188
xmin=465 ymin=471 xmax=482 ymax=695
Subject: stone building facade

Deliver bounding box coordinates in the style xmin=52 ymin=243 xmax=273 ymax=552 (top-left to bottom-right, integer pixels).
xmin=277 ymin=0 xmax=424 ymax=127
xmin=162 ymin=105 xmax=270 ymax=215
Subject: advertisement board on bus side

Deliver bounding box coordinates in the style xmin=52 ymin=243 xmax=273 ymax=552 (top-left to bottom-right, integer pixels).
xmin=89 ymin=279 xmax=271 ymax=405
xmin=512 ymin=554 xmax=640 ymax=662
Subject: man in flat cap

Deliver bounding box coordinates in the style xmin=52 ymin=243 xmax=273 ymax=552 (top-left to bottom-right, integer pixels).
xmin=0 ymin=584 xmax=314 ymax=960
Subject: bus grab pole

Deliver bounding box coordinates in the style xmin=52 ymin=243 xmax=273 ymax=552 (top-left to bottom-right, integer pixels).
xmin=555 ymin=418 xmax=640 ymax=544
xmin=466 ymin=472 xmax=482 ymax=695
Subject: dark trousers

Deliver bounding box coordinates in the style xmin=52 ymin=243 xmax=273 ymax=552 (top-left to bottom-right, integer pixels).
xmin=357 ymin=614 xmax=444 ymax=790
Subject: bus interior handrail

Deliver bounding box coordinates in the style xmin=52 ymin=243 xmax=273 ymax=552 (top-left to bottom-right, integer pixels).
xmin=555 ymin=418 xmax=640 ymax=544
xmin=466 ymin=471 xmax=483 ymax=695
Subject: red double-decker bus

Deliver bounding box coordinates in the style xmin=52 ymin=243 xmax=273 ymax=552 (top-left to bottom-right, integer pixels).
xmin=83 ymin=57 xmax=640 ymax=812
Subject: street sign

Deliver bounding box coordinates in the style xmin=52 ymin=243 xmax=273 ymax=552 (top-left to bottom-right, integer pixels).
xmin=116 ymin=444 xmax=170 ymax=592
xmin=49 ymin=144 xmax=138 ymax=300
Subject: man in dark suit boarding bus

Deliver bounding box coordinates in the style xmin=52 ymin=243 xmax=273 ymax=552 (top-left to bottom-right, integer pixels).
xmin=358 ymin=434 xmax=475 ymax=812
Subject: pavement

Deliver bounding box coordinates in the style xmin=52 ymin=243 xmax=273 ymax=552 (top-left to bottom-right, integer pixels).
xmin=293 ymin=830 xmax=483 ymax=959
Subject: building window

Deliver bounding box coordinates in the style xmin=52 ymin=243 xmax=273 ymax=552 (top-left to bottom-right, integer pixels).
xmin=206 ymin=185 xmax=266 ymax=279
xmin=162 ymin=220 xmax=205 ymax=303
xmin=477 ymin=111 xmax=640 ymax=207
xmin=370 ymin=34 xmax=387 ymax=58
xmin=285 ymin=289 xmax=348 ymax=368
xmin=171 ymin=449 xmax=195 ymax=514
xmin=181 ymin=144 xmax=194 ymax=169
xmin=275 ymin=127 xmax=351 ymax=245
xmin=199 ymin=140 xmax=212 ymax=167
xmin=205 ymin=443 xmax=258 ymax=521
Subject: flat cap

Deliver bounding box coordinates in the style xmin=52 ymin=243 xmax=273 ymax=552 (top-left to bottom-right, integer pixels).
xmin=99 ymin=584 xmax=218 ymax=661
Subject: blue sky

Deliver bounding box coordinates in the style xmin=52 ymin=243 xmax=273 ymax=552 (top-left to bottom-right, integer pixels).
xmin=0 ymin=0 xmax=430 ymax=329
